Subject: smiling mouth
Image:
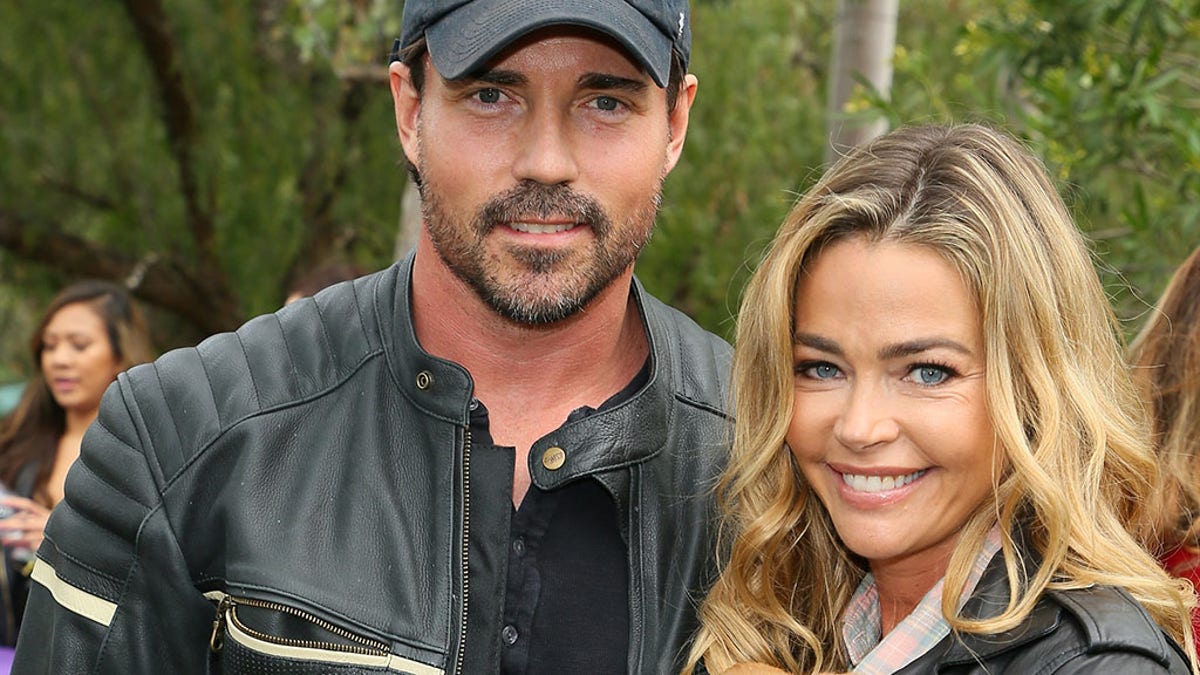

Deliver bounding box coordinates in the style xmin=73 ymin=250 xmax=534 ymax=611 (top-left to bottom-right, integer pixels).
xmin=507 ymin=221 xmax=579 ymax=234
xmin=840 ymin=469 xmax=927 ymax=493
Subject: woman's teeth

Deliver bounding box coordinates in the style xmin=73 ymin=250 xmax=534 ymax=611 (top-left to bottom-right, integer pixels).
xmin=841 ymin=469 xmax=926 ymax=493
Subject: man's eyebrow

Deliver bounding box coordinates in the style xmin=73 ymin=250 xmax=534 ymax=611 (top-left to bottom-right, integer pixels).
xmin=578 ymin=73 xmax=649 ymax=94
xmin=445 ymin=69 xmax=527 ymax=90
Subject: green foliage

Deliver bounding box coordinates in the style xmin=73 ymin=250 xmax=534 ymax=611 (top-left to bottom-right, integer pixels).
xmin=1 ymin=0 xmax=1197 ymax=382
xmin=640 ymin=0 xmax=832 ymax=339
xmin=866 ymin=0 xmax=1200 ymax=326
xmin=0 ymin=0 xmax=402 ymax=371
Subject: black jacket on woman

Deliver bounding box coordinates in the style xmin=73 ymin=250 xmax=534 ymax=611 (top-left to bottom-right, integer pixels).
xmin=897 ymin=544 xmax=1191 ymax=674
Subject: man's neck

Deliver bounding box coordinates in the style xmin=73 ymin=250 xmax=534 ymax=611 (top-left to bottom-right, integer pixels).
xmin=410 ymin=244 xmax=649 ymax=505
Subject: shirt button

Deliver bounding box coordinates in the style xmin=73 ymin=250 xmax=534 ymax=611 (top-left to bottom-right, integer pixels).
xmin=512 ymin=537 xmax=525 ymax=556
xmin=502 ymin=624 xmax=519 ymax=646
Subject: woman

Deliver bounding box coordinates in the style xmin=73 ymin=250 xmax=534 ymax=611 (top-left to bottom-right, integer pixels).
xmin=0 ymin=280 xmax=152 ymax=643
xmin=687 ymin=124 xmax=1196 ymax=674
xmin=1130 ymin=245 xmax=1200 ymax=649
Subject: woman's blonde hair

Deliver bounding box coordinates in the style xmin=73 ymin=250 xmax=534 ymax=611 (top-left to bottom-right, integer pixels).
xmin=687 ymin=123 xmax=1195 ymax=673
xmin=1130 ymin=246 xmax=1200 ymax=552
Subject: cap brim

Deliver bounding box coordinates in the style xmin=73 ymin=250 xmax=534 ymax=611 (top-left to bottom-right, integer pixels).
xmin=424 ymin=0 xmax=673 ymax=87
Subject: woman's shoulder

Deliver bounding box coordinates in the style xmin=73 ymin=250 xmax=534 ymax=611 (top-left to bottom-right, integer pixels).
xmin=1026 ymin=585 xmax=1190 ymax=673
xmin=911 ymin=585 xmax=1190 ymax=674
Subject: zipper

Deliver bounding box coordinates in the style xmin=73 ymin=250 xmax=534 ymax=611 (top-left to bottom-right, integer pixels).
xmin=209 ymin=593 xmax=390 ymax=657
xmin=209 ymin=594 xmax=233 ymax=652
xmin=453 ymin=426 xmax=472 ymax=675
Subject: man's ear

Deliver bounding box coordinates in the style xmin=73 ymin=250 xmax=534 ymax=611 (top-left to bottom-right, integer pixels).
xmin=390 ymin=61 xmax=421 ymax=167
xmin=663 ymin=73 xmax=699 ymax=176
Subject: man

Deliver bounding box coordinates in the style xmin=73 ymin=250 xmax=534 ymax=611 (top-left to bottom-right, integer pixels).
xmin=13 ymin=1 xmax=730 ymax=672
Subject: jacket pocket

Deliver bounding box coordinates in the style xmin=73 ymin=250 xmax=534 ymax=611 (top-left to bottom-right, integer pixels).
xmin=208 ymin=592 xmax=443 ymax=675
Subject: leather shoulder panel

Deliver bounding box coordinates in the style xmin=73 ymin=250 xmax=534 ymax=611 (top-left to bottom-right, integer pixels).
xmin=1047 ymin=586 xmax=1177 ymax=664
xmin=122 ymin=267 xmax=394 ymax=482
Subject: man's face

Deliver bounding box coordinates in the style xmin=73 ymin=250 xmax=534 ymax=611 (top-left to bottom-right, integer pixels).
xmin=396 ymin=27 xmax=695 ymax=325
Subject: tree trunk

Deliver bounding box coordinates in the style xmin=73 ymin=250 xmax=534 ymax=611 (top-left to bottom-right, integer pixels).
xmin=394 ymin=179 xmax=421 ymax=260
xmin=825 ymin=0 xmax=899 ymax=165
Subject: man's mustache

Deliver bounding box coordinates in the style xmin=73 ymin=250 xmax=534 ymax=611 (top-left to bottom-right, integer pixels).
xmin=476 ymin=182 xmax=610 ymax=235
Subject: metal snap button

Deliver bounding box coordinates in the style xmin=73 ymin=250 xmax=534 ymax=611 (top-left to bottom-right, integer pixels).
xmin=541 ymin=446 xmax=566 ymax=470
xmin=415 ymin=370 xmax=433 ymax=390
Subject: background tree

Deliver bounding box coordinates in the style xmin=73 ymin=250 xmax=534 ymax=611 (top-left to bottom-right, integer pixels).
xmin=0 ymin=0 xmax=401 ymax=368
xmin=866 ymin=0 xmax=1200 ymax=321
xmin=0 ymin=0 xmax=1197 ymax=381
xmin=825 ymin=0 xmax=899 ymax=164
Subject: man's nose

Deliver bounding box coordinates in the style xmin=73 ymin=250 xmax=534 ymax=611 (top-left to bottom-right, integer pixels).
xmin=512 ymin=108 xmax=580 ymax=186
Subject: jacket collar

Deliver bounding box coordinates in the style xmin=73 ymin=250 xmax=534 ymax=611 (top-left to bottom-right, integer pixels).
xmin=921 ymin=546 xmax=1061 ymax=669
xmin=907 ymin=538 xmax=1183 ymax=672
xmin=380 ymin=252 xmax=674 ymax=483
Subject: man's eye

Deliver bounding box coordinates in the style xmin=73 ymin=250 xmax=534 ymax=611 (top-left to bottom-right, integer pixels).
xmin=593 ymin=96 xmax=621 ymax=112
xmin=475 ymin=88 xmax=502 ymax=104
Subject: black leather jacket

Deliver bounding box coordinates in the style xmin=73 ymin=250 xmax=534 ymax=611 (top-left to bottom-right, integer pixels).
xmin=898 ymin=546 xmax=1192 ymax=674
xmin=12 ymin=254 xmax=732 ymax=674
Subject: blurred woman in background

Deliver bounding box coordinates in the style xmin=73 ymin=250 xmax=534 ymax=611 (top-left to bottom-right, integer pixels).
xmin=0 ymin=280 xmax=152 ymax=643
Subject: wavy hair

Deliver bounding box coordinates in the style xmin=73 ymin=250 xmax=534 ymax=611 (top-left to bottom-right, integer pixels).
xmin=0 ymin=281 xmax=153 ymax=502
xmin=687 ymin=124 xmax=1195 ymax=673
xmin=1130 ymin=246 xmax=1200 ymax=552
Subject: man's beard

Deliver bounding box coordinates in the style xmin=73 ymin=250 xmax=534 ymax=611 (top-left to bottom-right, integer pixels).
xmin=420 ymin=178 xmax=661 ymax=326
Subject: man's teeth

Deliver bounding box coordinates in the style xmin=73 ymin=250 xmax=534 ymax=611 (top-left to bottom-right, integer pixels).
xmin=509 ymin=222 xmax=575 ymax=234
xmin=841 ymin=469 xmax=926 ymax=493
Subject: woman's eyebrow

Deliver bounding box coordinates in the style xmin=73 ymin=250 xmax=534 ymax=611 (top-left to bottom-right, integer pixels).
xmin=878 ymin=338 xmax=974 ymax=360
xmin=793 ymin=332 xmax=843 ymax=357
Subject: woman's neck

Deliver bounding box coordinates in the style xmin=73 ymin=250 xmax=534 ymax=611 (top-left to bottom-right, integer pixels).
xmin=63 ymin=406 xmax=99 ymax=437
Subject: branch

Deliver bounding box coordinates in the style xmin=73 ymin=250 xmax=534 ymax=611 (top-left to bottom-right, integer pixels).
xmin=0 ymin=209 xmax=240 ymax=336
xmin=285 ymin=78 xmax=373 ymax=282
xmin=36 ymin=175 xmax=119 ymax=212
xmin=336 ymin=64 xmax=388 ymax=86
xmin=116 ymin=0 xmax=216 ymax=258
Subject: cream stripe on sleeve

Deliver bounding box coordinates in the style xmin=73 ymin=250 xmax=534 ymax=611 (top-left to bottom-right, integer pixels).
xmin=30 ymin=558 xmax=118 ymax=626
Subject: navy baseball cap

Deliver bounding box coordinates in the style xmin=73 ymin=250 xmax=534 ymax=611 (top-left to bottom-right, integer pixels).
xmin=399 ymin=0 xmax=691 ymax=88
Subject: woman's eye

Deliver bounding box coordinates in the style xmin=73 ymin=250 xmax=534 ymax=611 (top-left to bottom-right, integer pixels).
xmin=908 ymin=365 xmax=951 ymax=385
xmin=798 ymin=362 xmax=841 ymax=380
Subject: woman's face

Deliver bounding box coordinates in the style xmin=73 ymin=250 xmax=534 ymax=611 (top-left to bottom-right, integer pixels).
xmin=785 ymin=237 xmax=999 ymax=586
xmin=40 ymin=302 xmax=122 ymax=417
